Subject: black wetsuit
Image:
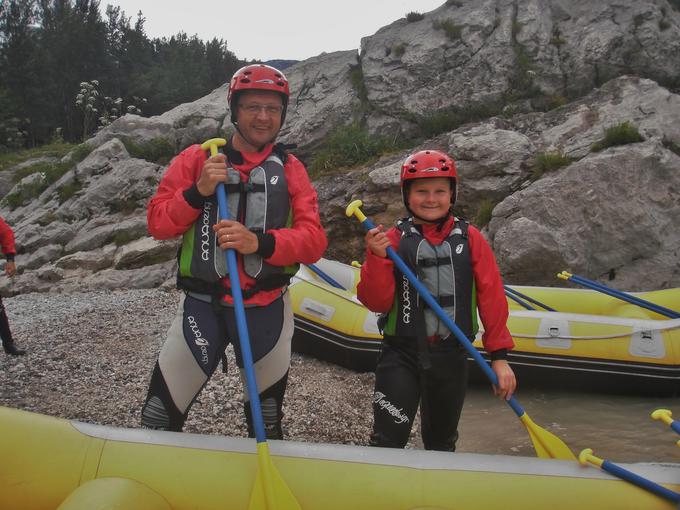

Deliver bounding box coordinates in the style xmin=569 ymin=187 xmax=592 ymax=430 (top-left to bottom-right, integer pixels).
xmin=141 ymin=291 xmax=293 ymax=438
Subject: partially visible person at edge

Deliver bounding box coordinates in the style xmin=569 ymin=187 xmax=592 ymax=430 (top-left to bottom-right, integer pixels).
xmin=356 ymin=149 xmax=516 ymax=451
xmin=140 ymin=64 xmax=327 ymax=438
xmin=0 ymin=217 xmax=25 ymax=356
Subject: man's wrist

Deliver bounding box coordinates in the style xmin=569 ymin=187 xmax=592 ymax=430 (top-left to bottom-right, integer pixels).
xmin=183 ymin=184 xmax=208 ymax=209
xmin=255 ymin=232 xmax=275 ymax=258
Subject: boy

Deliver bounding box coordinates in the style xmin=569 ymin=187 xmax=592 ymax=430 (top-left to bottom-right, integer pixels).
xmin=357 ymin=149 xmax=516 ymax=451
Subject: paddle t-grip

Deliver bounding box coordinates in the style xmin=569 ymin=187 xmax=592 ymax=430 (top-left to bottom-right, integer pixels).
xmin=651 ymin=409 xmax=680 ymax=439
xmin=345 ymin=199 xmax=369 ymax=225
xmin=200 ymin=137 xmax=227 ymax=157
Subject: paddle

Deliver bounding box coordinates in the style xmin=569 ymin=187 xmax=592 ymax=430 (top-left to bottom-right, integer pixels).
xmin=504 ymin=288 xmax=535 ymax=310
xmin=579 ymin=448 xmax=680 ymax=503
xmin=345 ymin=200 xmax=576 ymax=460
xmin=305 ymin=263 xmax=345 ymax=290
xmin=201 ymin=138 xmax=301 ymax=510
xmin=651 ymin=409 xmax=680 ymax=446
xmin=504 ymin=286 xmax=556 ymax=312
xmin=558 ymin=271 xmax=680 ymax=319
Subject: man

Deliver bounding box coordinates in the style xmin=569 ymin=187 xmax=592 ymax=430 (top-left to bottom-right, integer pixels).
xmin=0 ymin=216 xmax=25 ymax=356
xmin=141 ymin=64 xmax=327 ymax=438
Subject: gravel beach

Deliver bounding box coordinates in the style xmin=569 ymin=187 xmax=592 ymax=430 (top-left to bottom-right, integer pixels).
xmin=0 ymin=288 xmax=390 ymax=446
xmin=4 ymin=288 xmax=680 ymax=464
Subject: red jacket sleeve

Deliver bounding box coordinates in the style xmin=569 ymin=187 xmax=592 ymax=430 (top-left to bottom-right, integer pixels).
xmin=0 ymin=217 xmax=16 ymax=258
xmin=265 ymin=155 xmax=327 ymax=266
xmin=468 ymin=226 xmax=514 ymax=353
xmin=147 ymin=145 xmax=205 ymax=240
xmin=357 ymin=227 xmax=400 ymax=312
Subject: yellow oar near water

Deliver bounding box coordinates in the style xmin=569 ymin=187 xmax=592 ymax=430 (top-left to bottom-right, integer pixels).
xmin=651 ymin=409 xmax=680 ymax=447
xmin=346 ymin=199 xmax=576 ymax=460
xmin=201 ymin=138 xmax=301 ymax=510
xmin=579 ymin=448 xmax=680 ymax=504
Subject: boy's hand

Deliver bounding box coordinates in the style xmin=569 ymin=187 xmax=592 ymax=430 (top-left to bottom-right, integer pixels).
xmin=365 ymin=225 xmax=391 ymax=258
xmin=491 ymin=359 xmax=516 ymax=400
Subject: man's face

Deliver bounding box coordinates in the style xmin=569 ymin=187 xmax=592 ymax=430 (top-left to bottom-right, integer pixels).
xmin=234 ymin=90 xmax=284 ymax=151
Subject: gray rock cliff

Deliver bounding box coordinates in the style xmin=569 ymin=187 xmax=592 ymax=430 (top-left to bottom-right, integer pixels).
xmin=1 ymin=0 xmax=679 ymax=295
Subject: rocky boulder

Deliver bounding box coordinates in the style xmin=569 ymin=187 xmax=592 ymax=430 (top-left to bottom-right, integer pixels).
xmin=1 ymin=2 xmax=679 ymax=295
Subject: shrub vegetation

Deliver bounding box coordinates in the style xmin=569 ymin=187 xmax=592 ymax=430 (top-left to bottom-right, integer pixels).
xmin=532 ymin=152 xmax=572 ymax=179
xmin=432 ymin=19 xmax=463 ymax=40
xmin=310 ymin=124 xmax=399 ymax=176
xmin=590 ymin=122 xmax=644 ymax=152
xmin=475 ymin=199 xmax=496 ymax=228
xmin=123 ymin=138 xmax=176 ymax=164
xmin=406 ymin=12 xmax=425 ymax=22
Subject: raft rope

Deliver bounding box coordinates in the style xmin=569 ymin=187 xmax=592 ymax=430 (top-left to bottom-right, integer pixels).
xmin=505 ymin=322 xmax=680 ymax=341
xmin=294 ymin=268 xmax=680 ymax=342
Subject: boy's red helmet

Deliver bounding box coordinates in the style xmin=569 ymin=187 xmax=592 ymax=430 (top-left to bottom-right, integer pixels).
xmin=400 ymin=150 xmax=458 ymax=209
xmin=228 ymin=64 xmax=290 ymax=123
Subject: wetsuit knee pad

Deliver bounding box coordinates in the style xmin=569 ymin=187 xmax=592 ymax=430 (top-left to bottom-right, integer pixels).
xmin=141 ymin=363 xmax=186 ymax=431
xmin=244 ymin=396 xmax=283 ymax=440
xmin=261 ymin=397 xmax=283 ymax=439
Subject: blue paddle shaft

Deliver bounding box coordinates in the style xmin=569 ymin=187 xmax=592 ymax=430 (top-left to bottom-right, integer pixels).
xmin=307 ymin=263 xmax=345 ymax=290
xmin=601 ymin=460 xmax=680 ymax=503
xmin=671 ymin=420 xmax=680 ymax=435
xmin=505 ymin=286 xmax=556 ymax=312
xmin=505 ymin=289 xmax=535 ymax=310
xmin=568 ymin=274 xmax=680 ymax=319
xmin=216 ymin=183 xmax=266 ymax=443
xmin=359 ymin=217 xmax=524 ymax=417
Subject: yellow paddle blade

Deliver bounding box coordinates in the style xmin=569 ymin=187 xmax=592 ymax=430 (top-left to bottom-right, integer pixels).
xmin=520 ymin=413 xmax=576 ymax=460
xmin=248 ymin=443 xmax=302 ymax=510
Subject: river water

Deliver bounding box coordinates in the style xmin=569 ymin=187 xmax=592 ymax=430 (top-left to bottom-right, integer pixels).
xmin=455 ymin=385 xmax=680 ymax=463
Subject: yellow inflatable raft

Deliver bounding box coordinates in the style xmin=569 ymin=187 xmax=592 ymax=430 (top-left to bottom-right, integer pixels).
xmin=290 ymin=260 xmax=680 ymax=395
xmin=2 ymin=405 xmax=679 ymax=510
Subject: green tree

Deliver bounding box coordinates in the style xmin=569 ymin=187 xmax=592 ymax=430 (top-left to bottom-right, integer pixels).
xmin=1 ymin=1 xmax=246 ymax=146
xmin=0 ymin=0 xmax=42 ymax=147
xmin=38 ymin=0 xmax=108 ymax=141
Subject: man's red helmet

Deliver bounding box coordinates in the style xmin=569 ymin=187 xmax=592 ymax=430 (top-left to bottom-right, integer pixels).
xmin=400 ymin=150 xmax=458 ymax=210
xmin=228 ymin=64 xmax=290 ymax=124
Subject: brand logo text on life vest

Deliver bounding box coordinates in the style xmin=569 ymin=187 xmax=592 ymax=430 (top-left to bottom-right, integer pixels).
xmin=200 ymin=202 xmax=212 ymax=261
xmin=401 ymin=275 xmax=411 ymax=324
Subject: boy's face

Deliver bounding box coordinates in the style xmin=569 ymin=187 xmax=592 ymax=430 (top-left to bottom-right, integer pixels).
xmin=407 ymin=177 xmax=453 ymax=223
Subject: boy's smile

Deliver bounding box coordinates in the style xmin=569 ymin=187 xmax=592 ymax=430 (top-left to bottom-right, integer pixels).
xmin=407 ymin=177 xmax=453 ymax=223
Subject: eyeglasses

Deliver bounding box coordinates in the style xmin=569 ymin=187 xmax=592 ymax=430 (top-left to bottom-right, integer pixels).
xmin=238 ymin=103 xmax=284 ymax=116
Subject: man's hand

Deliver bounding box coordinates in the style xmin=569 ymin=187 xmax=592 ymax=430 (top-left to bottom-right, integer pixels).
xmin=197 ymin=154 xmax=228 ymax=197
xmin=214 ymin=220 xmax=259 ymax=255
xmin=4 ymin=261 xmax=16 ymax=277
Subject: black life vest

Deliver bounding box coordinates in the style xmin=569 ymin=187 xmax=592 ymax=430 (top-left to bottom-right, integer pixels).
xmin=176 ymin=146 xmax=298 ymax=297
xmin=381 ymin=217 xmax=478 ymax=340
